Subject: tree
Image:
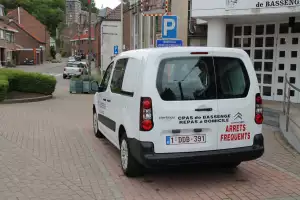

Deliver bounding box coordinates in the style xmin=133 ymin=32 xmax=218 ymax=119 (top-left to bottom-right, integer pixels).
xmin=79 ymin=0 xmax=98 ymax=13
xmin=50 ymin=46 xmax=56 ymax=59
xmin=0 ymin=0 xmax=65 ymax=37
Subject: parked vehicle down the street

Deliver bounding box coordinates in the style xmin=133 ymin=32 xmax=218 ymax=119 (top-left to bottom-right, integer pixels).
xmin=23 ymin=58 xmax=34 ymax=65
xmin=68 ymin=56 xmax=76 ymax=63
xmin=75 ymin=55 xmax=81 ymax=61
xmin=91 ymin=47 xmax=264 ymax=177
xmin=63 ymin=62 xmax=88 ymax=79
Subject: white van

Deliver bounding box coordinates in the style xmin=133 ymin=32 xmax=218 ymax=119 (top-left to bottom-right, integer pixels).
xmin=92 ymin=47 xmax=264 ymax=177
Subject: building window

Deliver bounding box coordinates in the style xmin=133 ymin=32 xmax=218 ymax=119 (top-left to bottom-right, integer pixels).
xmin=6 ymin=32 xmax=14 ymax=43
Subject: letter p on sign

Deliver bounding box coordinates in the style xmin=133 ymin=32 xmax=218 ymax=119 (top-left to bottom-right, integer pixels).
xmin=161 ymin=15 xmax=178 ymax=39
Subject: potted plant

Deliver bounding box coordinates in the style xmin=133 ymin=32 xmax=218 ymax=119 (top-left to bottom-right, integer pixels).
xmin=69 ymin=76 xmax=83 ymax=94
xmin=82 ymin=75 xmax=92 ymax=93
xmin=82 ymin=75 xmax=102 ymax=94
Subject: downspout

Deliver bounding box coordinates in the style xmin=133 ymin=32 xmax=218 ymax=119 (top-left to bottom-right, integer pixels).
xmin=17 ymin=7 xmax=20 ymax=24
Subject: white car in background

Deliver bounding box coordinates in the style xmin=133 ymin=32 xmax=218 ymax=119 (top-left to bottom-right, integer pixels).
xmin=63 ymin=62 xmax=88 ymax=79
xmin=68 ymin=56 xmax=76 ymax=62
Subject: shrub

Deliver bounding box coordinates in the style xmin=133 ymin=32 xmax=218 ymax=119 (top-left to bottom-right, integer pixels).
xmin=50 ymin=46 xmax=56 ymax=59
xmin=0 ymin=75 xmax=9 ymax=101
xmin=0 ymin=69 xmax=57 ymax=101
xmin=5 ymin=61 xmax=16 ymax=68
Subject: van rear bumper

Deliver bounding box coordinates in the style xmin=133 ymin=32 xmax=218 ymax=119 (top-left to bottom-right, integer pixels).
xmin=128 ymin=134 xmax=264 ymax=167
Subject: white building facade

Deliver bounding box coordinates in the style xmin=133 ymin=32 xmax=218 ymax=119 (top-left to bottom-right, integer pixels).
xmin=192 ymin=0 xmax=300 ymax=103
xmin=101 ymin=20 xmax=122 ymax=71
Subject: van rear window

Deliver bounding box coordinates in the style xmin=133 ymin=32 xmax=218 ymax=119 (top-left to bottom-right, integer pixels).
xmin=156 ymin=57 xmax=250 ymax=101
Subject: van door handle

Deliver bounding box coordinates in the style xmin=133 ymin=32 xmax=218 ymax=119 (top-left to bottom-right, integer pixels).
xmin=195 ymin=108 xmax=212 ymax=112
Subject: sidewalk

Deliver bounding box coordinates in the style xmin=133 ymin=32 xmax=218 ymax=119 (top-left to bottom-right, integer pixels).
xmin=16 ymin=58 xmax=68 ymax=71
xmin=264 ymin=100 xmax=300 ymax=152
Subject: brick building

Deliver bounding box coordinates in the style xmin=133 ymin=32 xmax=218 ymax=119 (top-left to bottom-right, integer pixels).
xmin=7 ymin=7 xmax=50 ymax=64
xmin=8 ymin=20 xmax=45 ymax=65
xmin=0 ymin=4 xmax=21 ymax=66
xmin=70 ymin=27 xmax=95 ymax=57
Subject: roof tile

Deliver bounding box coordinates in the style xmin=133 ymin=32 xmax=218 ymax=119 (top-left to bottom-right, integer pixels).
xmin=106 ymin=4 xmax=121 ymax=20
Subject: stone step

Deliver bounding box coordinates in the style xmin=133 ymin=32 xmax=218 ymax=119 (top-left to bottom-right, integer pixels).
xmin=263 ymin=108 xmax=280 ymax=127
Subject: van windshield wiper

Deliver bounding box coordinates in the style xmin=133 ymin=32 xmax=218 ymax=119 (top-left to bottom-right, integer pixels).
xmin=177 ymin=65 xmax=198 ymax=100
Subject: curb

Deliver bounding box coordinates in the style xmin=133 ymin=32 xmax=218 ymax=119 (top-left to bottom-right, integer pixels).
xmin=265 ymin=107 xmax=300 ymax=153
xmin=1 ymin=95 xmax=53 ymax=104
xmin=279 ymin=113 xmax=300 ymax=153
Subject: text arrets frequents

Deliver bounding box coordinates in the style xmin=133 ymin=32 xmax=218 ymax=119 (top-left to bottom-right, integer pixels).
xmin=220 ymin=124 xmax=251 ymax=141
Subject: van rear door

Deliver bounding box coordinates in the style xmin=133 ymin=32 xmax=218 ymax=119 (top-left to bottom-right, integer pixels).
xmin=145 ymin=53 xmax=222 ymax=154
xmin=213 ymin=55 xmax=260 ymax=150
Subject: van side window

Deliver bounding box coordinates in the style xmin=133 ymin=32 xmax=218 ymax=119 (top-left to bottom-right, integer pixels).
xmin=110 ymin=58 xmax=128 ymax=94
xmin=156 ymin=57 xmax=217 ymax=101
xmin=99 ymin=62 xmax=114 ymax=91
xmin=214 ymin=57 xmax=250 ymax=99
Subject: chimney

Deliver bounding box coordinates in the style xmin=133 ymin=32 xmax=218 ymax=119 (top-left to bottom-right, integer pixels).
xmin=17 ymin=7 xmax=20 ymax=24
xmin=0 ymin=4 xmax=4 ymax=17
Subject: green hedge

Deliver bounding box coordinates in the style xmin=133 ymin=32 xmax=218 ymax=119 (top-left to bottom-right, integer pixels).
xmin=0 ymin=69 xmax=57 ymax=101
xmin=0 ymin=75 xmax=9 ymax=101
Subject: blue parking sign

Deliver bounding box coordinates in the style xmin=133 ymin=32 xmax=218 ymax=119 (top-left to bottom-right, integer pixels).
xmin=113 ymin=45 xmax=118 ymax=55
xmin=161 ymin=15 xmax=178 ymax=39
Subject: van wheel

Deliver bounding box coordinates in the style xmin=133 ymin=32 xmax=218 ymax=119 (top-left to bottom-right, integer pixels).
xmin=221 ymin=162 xmax=241 ymax=168
xmin=120 ymin=134 xmax=143 ymax=177
xmin=93 ymin=111 xmax=104 ymax=138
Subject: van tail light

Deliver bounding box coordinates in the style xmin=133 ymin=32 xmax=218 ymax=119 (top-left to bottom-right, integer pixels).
xmin=140 ymin=97 xmax=154 ymax=131
xmin=64 ymin=68 xmax=66 ymax=71
xmin=255 ymin=93 xmax=263 ymax=124
xmin=79 ymin=68 xmax=82 ymax=72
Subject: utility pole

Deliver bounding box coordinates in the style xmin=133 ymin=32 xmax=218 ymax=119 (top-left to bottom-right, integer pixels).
xmin=78 ymin=13 xmax=82 ymax=55
xmin=120 ymin=0 xmax=123 ymax=52
xmin=88 ymin=0 xmax=92 ymax=77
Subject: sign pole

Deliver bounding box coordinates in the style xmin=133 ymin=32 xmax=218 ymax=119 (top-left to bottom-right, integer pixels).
xmin=121 ymin=0 xmax=123 ymax=52
xmin=88 ymin=0 xmax=92 ymax=78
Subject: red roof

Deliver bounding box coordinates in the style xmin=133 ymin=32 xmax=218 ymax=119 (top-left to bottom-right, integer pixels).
xmin=71 ymin=27 xmax=95 ymax=41
xmin=7 ymin=7 xmax=48 ymax=43
xmin=8 ymin=21 xmax=45 ymax=43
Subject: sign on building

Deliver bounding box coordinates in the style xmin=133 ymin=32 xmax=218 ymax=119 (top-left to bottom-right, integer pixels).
xmin=226 ymin=0 xmax=300 ymax=10
xmin=141 ymin=0 xmax=169 ymax=16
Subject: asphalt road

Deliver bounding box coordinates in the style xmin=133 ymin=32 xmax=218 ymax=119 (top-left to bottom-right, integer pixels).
xmin=1 ymin=61 xmax=300 ymax=200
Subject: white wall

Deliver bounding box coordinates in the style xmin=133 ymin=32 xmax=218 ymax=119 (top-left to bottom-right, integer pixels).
xmin=192 ymin=0 xmax=300 ymax=18
xmin=101 ymin=21 xmax=121 ymax=71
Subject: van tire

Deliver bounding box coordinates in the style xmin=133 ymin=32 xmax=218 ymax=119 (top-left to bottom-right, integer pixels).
xmin=120 ymin=134 xmax=143 ymax=177
xmin=221 ymin=162 xmax=241 ymax=168
xmin=93 ymin=111 xmax=104 ymax=138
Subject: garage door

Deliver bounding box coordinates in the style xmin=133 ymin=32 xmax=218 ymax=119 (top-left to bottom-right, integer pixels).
xmin=232 ymin=23 xmax=300 ymax=103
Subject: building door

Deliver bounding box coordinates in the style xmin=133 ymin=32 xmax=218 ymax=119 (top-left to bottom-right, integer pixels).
xmin=275 ymin=23 xmax=300 ymax=103
xmin=233 ymin=23 xmax=300 ymax=103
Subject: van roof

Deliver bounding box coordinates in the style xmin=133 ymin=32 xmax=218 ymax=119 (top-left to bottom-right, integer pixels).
xmin=117 ymin=47 xmax=247 ymax=60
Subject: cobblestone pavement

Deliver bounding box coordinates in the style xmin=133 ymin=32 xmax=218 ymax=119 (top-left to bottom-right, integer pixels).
xmin=1 ymin=68 xmax=300 ymax=199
